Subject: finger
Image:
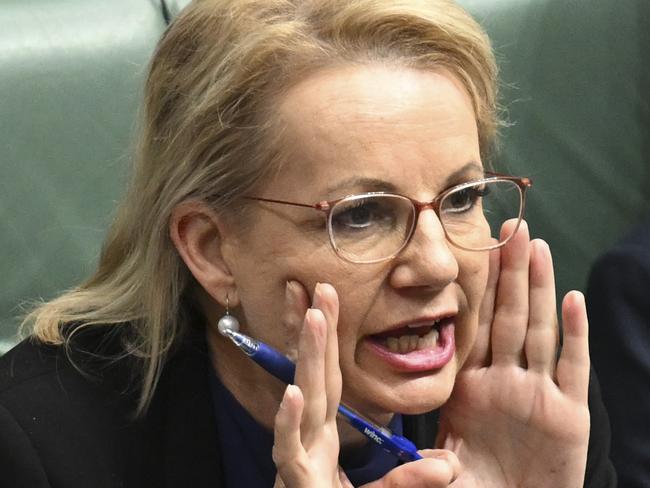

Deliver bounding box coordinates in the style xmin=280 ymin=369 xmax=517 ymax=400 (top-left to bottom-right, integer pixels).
xmin=556 ymin=291 xmax=590 ymax=402
xmin=525 ymin=239 xmax=559 ymax=374
xmin=360 ymin=449 xmax=461 ymax=488
xmin=283 ymin=280 xmax=311 ymax=354
xmin=294 ymin=307 xmax=328 ymax=441
xmin=467 ymin=244 xmax=500 ymax=367
xmin=273 ymin=385 xmax=309 ymax=486
xmin=418 ymin=449 xmax=462 ymax=476
xmin=312 ymin=282 xmax=342 ymax=422
xmin=491 ymin=219 xmax=530 ymax=367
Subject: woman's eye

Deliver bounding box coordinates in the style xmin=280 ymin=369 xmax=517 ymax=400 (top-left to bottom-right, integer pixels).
xmin=443 ymin=186 xmax=487 ymax=213
xmin=332 ymin=200 xmax=394 ymax=231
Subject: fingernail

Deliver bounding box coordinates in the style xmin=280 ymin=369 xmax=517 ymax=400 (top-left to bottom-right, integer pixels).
xmin=304 ymin=308 xmax=315 ymax=323
xmin=285 ymin=280 xmax=296 ymax=303
xmin=280 ymin=385 xmax=293 ymax=409
xmin=570 ymin=290 xmax=585 ymax=306
xmin=279 ymin=394 xmax=287 ymax=410
xmin=312 ymin=282 xmax=322 ymax=308
xmin=306 ymin=309 xmax=328 ymax=343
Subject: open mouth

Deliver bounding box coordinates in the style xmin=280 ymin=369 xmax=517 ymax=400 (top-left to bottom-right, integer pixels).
xmin=370 ymin=318 xmax=449 ymax=354
xmin=364 ymin=317 xmax=456 ymax=372
xmin=371 ymin=322 xmax=441 ymax=354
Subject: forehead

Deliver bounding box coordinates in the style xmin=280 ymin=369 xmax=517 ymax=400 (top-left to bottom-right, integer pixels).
xmin=270 ymin=64 xmax=481 ymax=198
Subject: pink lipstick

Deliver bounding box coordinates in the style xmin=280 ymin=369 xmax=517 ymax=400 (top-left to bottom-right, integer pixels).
xmin=365 ymin=318 xmax=456 ymax=372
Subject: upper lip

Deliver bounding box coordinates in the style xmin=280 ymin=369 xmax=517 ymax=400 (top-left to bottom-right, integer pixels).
xmin=369 ymin=311 xmax=458 ymax=336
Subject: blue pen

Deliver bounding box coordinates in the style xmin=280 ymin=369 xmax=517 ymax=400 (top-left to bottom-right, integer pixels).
xmin=222 ymin=328 xmax=423 ymax=463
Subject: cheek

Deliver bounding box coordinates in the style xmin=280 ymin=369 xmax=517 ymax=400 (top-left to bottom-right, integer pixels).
xmin=454 ymin=251 xmax=490 ymax=360
xmin=226 ymin=240 xmax=307 ymax=351
xmin=231 ymin=238 xmax=379 ymax=352
xmin=458 ymin=251 xmax=490 ymax=310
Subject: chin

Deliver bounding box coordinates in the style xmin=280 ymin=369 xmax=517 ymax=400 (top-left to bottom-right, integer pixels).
xmin=391 ymin=374 xmax=456 ymax=415
xmin=343 ymin=361 xmax=459 ymax=419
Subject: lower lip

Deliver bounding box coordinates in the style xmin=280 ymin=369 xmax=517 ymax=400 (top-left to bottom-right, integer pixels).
xmin=364 ymin=321 xmax=456 ymax=373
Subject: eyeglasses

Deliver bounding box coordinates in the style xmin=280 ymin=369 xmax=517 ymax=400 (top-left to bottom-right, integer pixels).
xmin=244 ymin=173 xmax=532 ymax=264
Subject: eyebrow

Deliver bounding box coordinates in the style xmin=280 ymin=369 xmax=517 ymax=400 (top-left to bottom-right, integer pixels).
xmin=324 ymin=178 xmax=398 ymax=196
xmin=445 ymin=161 xmax=485 ymax=185
xmin=323 ymin=161 xmax=485 ymax=196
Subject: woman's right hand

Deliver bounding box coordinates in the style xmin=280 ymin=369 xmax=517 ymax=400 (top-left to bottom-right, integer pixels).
xmin=272 ymin=281 xmax=461 ymax=488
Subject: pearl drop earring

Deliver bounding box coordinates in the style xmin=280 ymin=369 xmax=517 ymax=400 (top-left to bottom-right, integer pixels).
xmin=217 ymin=295 xmax=240 ymax=336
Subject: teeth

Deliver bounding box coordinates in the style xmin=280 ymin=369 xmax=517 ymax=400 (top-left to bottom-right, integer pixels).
xmin=407 ymin=319 xmax=440 ymax=329
xmin=418 ymin=328 xmax=439 ymax=349
xmin=384 ymin=326 xmax=440 ymax=354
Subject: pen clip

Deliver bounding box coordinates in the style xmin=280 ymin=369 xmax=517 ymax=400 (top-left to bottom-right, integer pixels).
xmin=223 ymin=329 xmax=259 ymax=356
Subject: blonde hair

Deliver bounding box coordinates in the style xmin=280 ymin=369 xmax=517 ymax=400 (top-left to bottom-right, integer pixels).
xmin=25 ymin=0 xmax=498 ymax=414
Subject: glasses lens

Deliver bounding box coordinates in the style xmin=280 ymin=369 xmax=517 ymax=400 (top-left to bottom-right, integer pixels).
xmin=329 ymin=194 xmax=415 ymax=263
xmin=440 ymin=179 xmax=523 ymax=250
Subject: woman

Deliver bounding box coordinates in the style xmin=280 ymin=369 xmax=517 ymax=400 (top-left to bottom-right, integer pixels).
xmin=0 ymin=0 xmax=615 ymax=486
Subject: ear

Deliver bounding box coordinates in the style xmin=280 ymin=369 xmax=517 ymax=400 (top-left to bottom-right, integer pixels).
xmin=169 ymin=201 xmax=238 ymax=307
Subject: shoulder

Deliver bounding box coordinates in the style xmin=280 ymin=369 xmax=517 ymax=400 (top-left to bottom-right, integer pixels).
xmin=0 ymin=337 xmax=86 ymax=412
xmin=0 ymin=329 xmax=145 ymax=487
xmin=0 ymin=327 xmax=138 ymax=409
xmin=0 ymin=401 xmax=52 ymax=487
xmin=0 ymin=336 xmax=76 ymax=391
xmin=0 ymin=341 xmax=62 ymax=487
xmin=0 ymin=324 xmax=219 ymax=487
xmin=0 ymin=327 xmax=134 ymax=408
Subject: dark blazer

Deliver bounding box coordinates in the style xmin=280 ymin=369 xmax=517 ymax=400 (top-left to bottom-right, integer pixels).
xmin=0 ymin=326 xmax=616 ymax=487
xmin=588 ymin=220 xmax=650 ymax=488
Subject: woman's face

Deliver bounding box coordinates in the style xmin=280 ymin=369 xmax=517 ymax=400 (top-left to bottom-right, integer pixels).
xmin=222 ymin=64 xmax=489 ymax=418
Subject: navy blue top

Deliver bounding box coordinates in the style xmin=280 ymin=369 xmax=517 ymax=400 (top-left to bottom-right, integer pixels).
xmin=209 ymin=372 xmax=401 ymax=487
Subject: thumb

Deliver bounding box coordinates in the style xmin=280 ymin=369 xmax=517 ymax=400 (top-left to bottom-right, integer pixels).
xmin=360 ymin=449 xmax=460 ymax=488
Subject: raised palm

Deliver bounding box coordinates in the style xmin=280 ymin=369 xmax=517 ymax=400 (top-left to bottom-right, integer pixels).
xmin=438 ymin=224 xmax=590 ymax=487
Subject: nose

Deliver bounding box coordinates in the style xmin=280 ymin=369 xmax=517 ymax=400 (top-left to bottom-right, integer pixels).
xmin=389 ymin=208 xmax=459 ymax=290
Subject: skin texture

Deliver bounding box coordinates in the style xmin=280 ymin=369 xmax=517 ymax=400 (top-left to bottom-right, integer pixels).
xmin=215 ymin=65 xmax=488 ymax=426
xmin=170 ymin=64 xmax=590 ymax=487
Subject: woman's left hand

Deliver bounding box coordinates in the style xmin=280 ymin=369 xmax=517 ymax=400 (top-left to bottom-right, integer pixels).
xmin=437 ymin=220 xmax=591 ymax=487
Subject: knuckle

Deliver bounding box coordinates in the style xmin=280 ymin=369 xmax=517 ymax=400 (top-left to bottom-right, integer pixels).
xmin=275 ymin=455 xmax=312 ymax=483
xmin=496 ymin=304 xmax=528 ymax=324
xmin=271 ymin=444 xmax=284 ymax=465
